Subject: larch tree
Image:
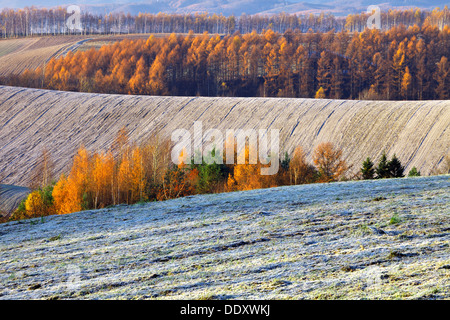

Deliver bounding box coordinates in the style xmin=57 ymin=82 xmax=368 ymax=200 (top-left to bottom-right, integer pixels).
xmin=315 ymin=87 xmax=326 ymax=99
xmin=316 ymin=50 xmax=332 ymax=97
xmin=313 ymin=142 xmax=347 ymax=182
xmin=128 ymin=56 xmax=149 ymax=95
xmin=227 ymin=144 xmax=262 ymax=191
xmin=118 ymin=148 xmax=132 ymax=204
xmin=289 ymin=146 xmax=315 ymax=184
xmin=434 ymin=56 xmax=450 ymax=99
xmin=29 ymin=147 xmax=54 ymax=190
xmin=401 ymin=66 xmax=412 ymax=99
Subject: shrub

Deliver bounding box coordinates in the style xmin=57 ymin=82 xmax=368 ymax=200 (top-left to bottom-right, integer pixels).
xmin=408 ymin=167 xmax=421 ymax=177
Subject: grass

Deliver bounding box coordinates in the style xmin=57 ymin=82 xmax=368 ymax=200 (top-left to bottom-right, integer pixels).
xmin=48 ymin=234 xmax=61 ymax=241
xmin=389 ymin=213 xmax=401 ymax=225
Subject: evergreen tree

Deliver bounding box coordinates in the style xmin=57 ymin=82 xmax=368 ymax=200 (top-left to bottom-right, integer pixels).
xmin=361 ymin=157 xmax=375 ymax=179
xmin=376 ymin=152 xmax=390 ymax=179
xmin=388 ymin=154 xmax=405 ymax=178
xmin=281 ymin=151 xmax=290 ymax=171
xmin=194 ymin=147 xmax=228 ymax=194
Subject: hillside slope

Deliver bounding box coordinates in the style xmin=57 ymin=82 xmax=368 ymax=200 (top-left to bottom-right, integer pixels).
xmin=0 ymin=36 xmax=94 ymax=76
xmin=0 ymin=86 xmax=449 ymax=186
xmin=0 ymin=185 xmax=29 ymax=215
xmin=0 ymin=34 xmax=215 ymax=77
xmin=0 ymin=176 xmax=448 ymax=299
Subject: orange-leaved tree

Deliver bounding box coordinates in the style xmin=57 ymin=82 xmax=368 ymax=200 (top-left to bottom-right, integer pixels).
xmin=227 ymin=144 xmax=264 ymax=191
xmin=52 ymin=146 xmax=92 ymax=214
xmin=290 ymin=146 xmax=317 ymax=184
xmin=52 ymin=174 xmax=82 ymax=215
xmin=313 ymin=142 xmax=348 ymax=182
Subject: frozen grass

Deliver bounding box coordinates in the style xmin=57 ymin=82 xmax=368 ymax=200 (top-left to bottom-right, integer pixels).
xmin=0 ymin=175 xmax=448 ymax=300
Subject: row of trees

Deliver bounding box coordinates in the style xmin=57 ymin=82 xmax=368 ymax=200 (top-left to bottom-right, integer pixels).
xmin=4 ymin=24 xmax=450 ymax=100
xmin=1 ymin=7 xmax=449 ymax=38
xmin=361 ymin=152 xmax=450 ymax=179
xmin=9 ymin=129 xmax=350 ymax=220
xmin=361 ymin=153 xmax=408 ymax=179
xmin=8 ymin=130 xmax=450 ymax=222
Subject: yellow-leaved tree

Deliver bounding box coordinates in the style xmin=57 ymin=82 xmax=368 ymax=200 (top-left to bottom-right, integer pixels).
xmin=227 ymin=144 xmax=263 ymax=191
xmin=25 ymin=191 xmax=45 ymax=218
xmin=130 ymin=147 xmax=146 ymax=203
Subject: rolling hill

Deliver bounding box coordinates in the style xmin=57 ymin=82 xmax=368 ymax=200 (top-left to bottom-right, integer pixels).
xmin=0 ymin=175 xmax=448 ymax=299
xmin=0 ymin=35 xmax=158 ymax=76
xmin=0 ymin=85 xmax=448 ymax=187
xmin=0 ymin=36 xmax=92 ymax=76
xmin=0 ymin=185 xmax=29 ymax=216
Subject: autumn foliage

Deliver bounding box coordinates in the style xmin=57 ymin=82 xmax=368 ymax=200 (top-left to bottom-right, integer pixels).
xmin=8 ymin=126 xmax=356 ymax=221
xmin=313 ymin=142 xmax=348 ymax=182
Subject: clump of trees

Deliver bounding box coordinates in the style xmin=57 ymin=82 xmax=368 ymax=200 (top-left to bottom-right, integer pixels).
xmin=9 ymin=132 xmax=349 ymax=221
xmin=360 ymin=152 xmax=450 ymax=179
xmin=361 ymin=152 xmax=405 ymax=179
xmin=5 ymin=133 xmax=446 ymax=222
xmin=3 ymin=22 xmax=450 ymax=100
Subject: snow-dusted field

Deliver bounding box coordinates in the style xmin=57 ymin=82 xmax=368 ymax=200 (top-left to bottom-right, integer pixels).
xmin=1 ymin=86 xmax=449 ymax=186
xmin=0 ymin=176 xmax=449 ymax=300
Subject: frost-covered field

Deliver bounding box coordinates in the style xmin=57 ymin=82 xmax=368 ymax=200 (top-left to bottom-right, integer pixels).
xmin=1 ymin=85 xmax=449 ymax=186
xmin=0 ymin=176 xmax=449 ymax=300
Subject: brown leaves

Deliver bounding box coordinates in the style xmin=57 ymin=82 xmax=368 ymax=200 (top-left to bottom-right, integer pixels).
xmin=313 ymin=142 xmax=348 ymax=182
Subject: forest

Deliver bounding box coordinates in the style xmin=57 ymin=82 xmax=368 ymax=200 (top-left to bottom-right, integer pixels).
xmin=6 ymin=126 xmax=423 ymax=222
xmin=3 ymin=23 xmax=450 ymax=100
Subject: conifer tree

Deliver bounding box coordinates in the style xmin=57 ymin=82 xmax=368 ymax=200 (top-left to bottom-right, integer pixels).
xmin=376 ymin=152 xmax=390 ymax=179
xmin=361 ymin=157 xmax=375 ymax=179
xmin=315 ymin=87 xmax=326 ymax=99
xmin=388 ymin=154 xmax=405 ymax=178
xmin=408 ymin=167 xmax=421 ymax=177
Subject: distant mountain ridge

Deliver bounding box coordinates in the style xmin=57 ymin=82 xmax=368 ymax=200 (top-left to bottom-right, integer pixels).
xmin=1 ymin=1 xmax=449 ymax=16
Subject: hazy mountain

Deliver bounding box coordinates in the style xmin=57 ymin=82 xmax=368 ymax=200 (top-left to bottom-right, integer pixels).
xmin=1 ymin=1 xmax=449 ymax=16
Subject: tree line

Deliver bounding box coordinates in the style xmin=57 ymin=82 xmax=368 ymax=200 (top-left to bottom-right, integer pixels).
xmin=0 ymin=7 xmax=449 ymax=38
xmin=6 ymin=128 xmax=449 ymax=222
xmin=3 ymin=24 xmax=450 ymax=100
xmin=9 ymin=129 xmax=351 ymax=221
